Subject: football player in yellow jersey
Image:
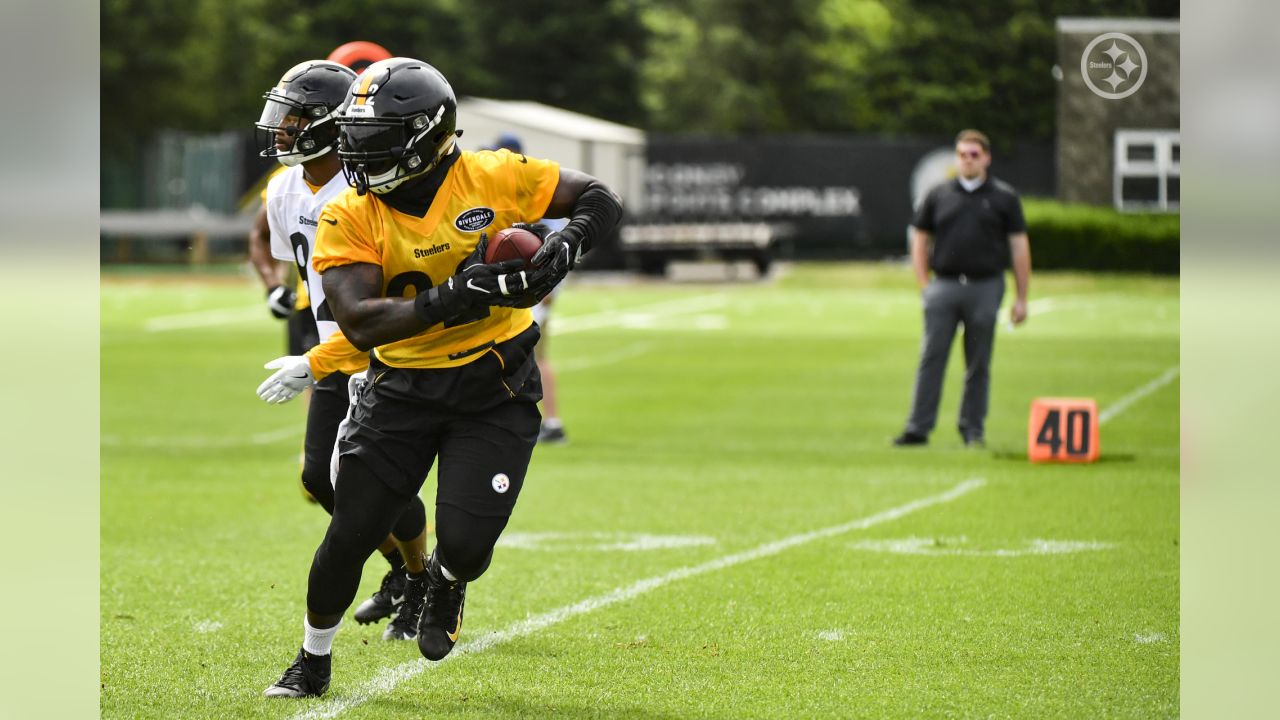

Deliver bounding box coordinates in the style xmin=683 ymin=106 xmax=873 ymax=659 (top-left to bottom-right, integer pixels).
xmin=247 ymin=60 xmax=433 ymax=664
xmin=263 ymin=57 xmax=622 ymax=698
xmin=250 ymin=46 xmax=432 ymax=637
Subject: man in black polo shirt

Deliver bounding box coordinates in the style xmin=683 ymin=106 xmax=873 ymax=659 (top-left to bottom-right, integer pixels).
xmin=893 ymin=129 xmax=1031 ymax=447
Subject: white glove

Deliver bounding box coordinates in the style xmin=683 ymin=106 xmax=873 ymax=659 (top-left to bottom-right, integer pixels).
xmin=346 ymin=370 xmax=368 ymax=404
xmin=330 ymin=371 xmax=369 ymax=488
xmin=256 ymin=355 xmax=314 ymax=404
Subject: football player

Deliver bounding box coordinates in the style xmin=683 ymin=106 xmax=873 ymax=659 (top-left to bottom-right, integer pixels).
xmin=263 ymin=57 xmax=622 ymax=698
xmin=250 ymin=59 xmax=430 ymax=645
xmin=247 ymin=42 xmax=393 ymax=495
xmin=249 ymin=44 xmax=394 ymax=360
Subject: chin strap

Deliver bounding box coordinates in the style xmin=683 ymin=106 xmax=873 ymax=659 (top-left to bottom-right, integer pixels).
xmin=353 ymin=163 xmax=370 ymax=196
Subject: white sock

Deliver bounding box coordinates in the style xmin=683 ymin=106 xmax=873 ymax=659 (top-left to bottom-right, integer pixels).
xmin=302 ymin=616 xmax=341 ymax=656
xmin=543 ymin=417 xmax=562 ymax=429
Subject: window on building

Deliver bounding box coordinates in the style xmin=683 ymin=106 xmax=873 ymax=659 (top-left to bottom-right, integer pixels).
xmin=1114 ymin=130 xmax=1180 ymax=212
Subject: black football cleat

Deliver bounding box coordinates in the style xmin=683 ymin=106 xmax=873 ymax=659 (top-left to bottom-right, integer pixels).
xmin=892 ymin=431 xmax=928 ymax=447
xmin=417 ymin=554 xmax=467 ymax=661
xmin=383 ymin=572 xmax=427 ymax=641
xmin=354 ymin=568 xmax=406 ymax=625
xmin=263 ymin=649 xmax=331 ymax=698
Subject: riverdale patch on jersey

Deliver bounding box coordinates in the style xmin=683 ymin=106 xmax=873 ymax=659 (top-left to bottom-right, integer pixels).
xmin=313 ymin=149 xmax=560 ymax=369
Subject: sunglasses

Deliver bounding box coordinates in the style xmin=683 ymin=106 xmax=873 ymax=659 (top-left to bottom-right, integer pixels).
xmin=956 ymin=149 xmax=984 ymax=159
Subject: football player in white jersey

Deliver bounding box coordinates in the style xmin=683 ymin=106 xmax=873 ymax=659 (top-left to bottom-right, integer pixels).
xmin=252 ymin=59 xmax=430 ymax=641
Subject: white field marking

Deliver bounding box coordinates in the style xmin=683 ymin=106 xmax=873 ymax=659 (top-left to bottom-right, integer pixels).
xmin=1134 ymin=632 xmax=1167 ymax=644
xmin=194 ymin=620 xmax=223 ymax=634
xmin=497 ymin=531 xmax=717 ymax=552
xmin=1004 ymin=296 xmax=1063 ymax=331
xmin=1027 ymin=297 xmax=1057 ymax=316
xmin=846 ymin=536 xmax=1113 ymax=557
xmin=1026 ymin=296 xmax=1098 ymax=317
xmin=291 ymin=478 xmax=986 ymax=720
xmin=551 ymin=293 xmax=728 ymax=336
xmin=1099 ymin=366 xmax=1180 ymax=425
xmin=143 ymin=305 xmax=267 ymax=333
xmin=614 ymin=313 xmax=727 ymax=332
xmin=817 ymin=630 xmax=845 ymax=642
xmin=101 ymin=424 xmax=302 ymax=449
xmin=556 ymin=342 xmax=654 ymax=373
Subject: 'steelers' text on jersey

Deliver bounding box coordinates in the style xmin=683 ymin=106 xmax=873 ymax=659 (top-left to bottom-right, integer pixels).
xmin=313 ymin=150 xmax=560 ymax=369
xmin=265 ymin=166 xmax=351 ymax=342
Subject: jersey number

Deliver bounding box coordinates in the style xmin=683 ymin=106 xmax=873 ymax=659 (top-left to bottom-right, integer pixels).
xmin=289 ymin=232 xmax=334 ymax=322
xmin=385 ymin=255 xmax=491 ymax=329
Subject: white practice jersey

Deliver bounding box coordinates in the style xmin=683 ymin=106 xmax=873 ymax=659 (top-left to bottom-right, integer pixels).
xmin=265 ymin=166 xmax=350 ymax=342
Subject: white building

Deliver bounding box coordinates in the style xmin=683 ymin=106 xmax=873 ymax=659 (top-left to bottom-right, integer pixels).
xmin=457 ymin=98 xmax=647 ymax=213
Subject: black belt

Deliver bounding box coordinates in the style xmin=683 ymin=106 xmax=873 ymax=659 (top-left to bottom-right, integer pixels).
xmin=935 ymin=271 xmax=1000 ymax=284
xmin=447 ymin=340 xmax=496 ymax=361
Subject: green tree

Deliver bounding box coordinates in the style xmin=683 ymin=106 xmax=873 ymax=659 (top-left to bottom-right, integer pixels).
xmin=639 ymin=0 xmax=1178 ymax=139
xmin=458 ymin=0 xmax=647 ymax=125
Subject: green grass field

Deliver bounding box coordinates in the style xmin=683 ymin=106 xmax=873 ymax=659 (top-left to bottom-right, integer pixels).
xmin=101 ymin=263 xmax=1179 ymax=719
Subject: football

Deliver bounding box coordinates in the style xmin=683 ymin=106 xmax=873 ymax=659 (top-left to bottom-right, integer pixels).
xmin=485 ymin=227 xmax=543 ymax=269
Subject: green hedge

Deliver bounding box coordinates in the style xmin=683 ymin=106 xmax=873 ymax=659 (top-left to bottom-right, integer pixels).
xmin=1022 ymin=198 xmax=1179 ymax=274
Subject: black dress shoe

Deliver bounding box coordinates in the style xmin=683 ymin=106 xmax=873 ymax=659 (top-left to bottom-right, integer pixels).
xmin=892 ymin=431 xmax=928 ymax=446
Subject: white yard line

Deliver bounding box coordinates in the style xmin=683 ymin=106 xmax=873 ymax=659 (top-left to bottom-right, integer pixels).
xmin=101 ymin=424 xmax=302 ymax=449
xmin=551 ymin=294 xmax=728 ymax=336
xmin=556 ymin=342 xmax=654 ymax=372
xmin=847 ymin=536 xmax=1113 ymax=557
xmin=291 ymin=478 xmax=986 ymax=720
xmin=1003 ymin=296 xmax=1067 ymax=332
xmin=1099 ymin=366 xmax=1180 ymax=425
xmin=144 ymin=305 xmax=266 ymax=333
xmin=1027 ymin=296 xmax=1057 ymax=317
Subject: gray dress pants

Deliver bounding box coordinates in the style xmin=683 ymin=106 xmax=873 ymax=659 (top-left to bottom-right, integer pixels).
xmin=904 ymin=274 xmax=1005 ymax=439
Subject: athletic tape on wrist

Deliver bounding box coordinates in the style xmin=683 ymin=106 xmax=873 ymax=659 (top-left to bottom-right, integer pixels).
xmin=413 ymin=285 xmax=447 ymax=325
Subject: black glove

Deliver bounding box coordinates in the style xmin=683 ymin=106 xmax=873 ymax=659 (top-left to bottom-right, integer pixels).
xmin=266 ymin=285 xmax=296 ymax=319
xmin=519 ymin=226 xmax=582 ymax=302
xmin=530 ymin=226 xmax=584 ymax=273
xmin=460 ymin=231 xmax=540 ymax=307
xmin=413 ymin=234 xmax=540 ymax=324
xmin=511 ymin=222 xmax=552 ymax=243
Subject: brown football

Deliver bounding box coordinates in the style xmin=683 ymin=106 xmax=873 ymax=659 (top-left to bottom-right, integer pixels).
xmin=484 ymin=227 xmax=543 ymax=269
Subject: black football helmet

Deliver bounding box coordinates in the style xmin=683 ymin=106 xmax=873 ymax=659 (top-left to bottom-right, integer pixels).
xmin=255 ymin=60 xmax=357 ymax=167
xmin=336 ymin=58 xmax=460 ymax=195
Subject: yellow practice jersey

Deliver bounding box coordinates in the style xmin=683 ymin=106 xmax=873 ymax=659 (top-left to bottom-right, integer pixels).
xmin=313 ymin=149 xmax=560 ymax=369
xmin=305 ymin=327 xmax=368 ymax=379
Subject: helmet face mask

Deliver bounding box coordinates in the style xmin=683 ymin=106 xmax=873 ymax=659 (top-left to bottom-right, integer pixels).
xmin=254 ymin=61 xmax=357 ymax=167
xmin=336 ymin=58 xmax=460 ymax=195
